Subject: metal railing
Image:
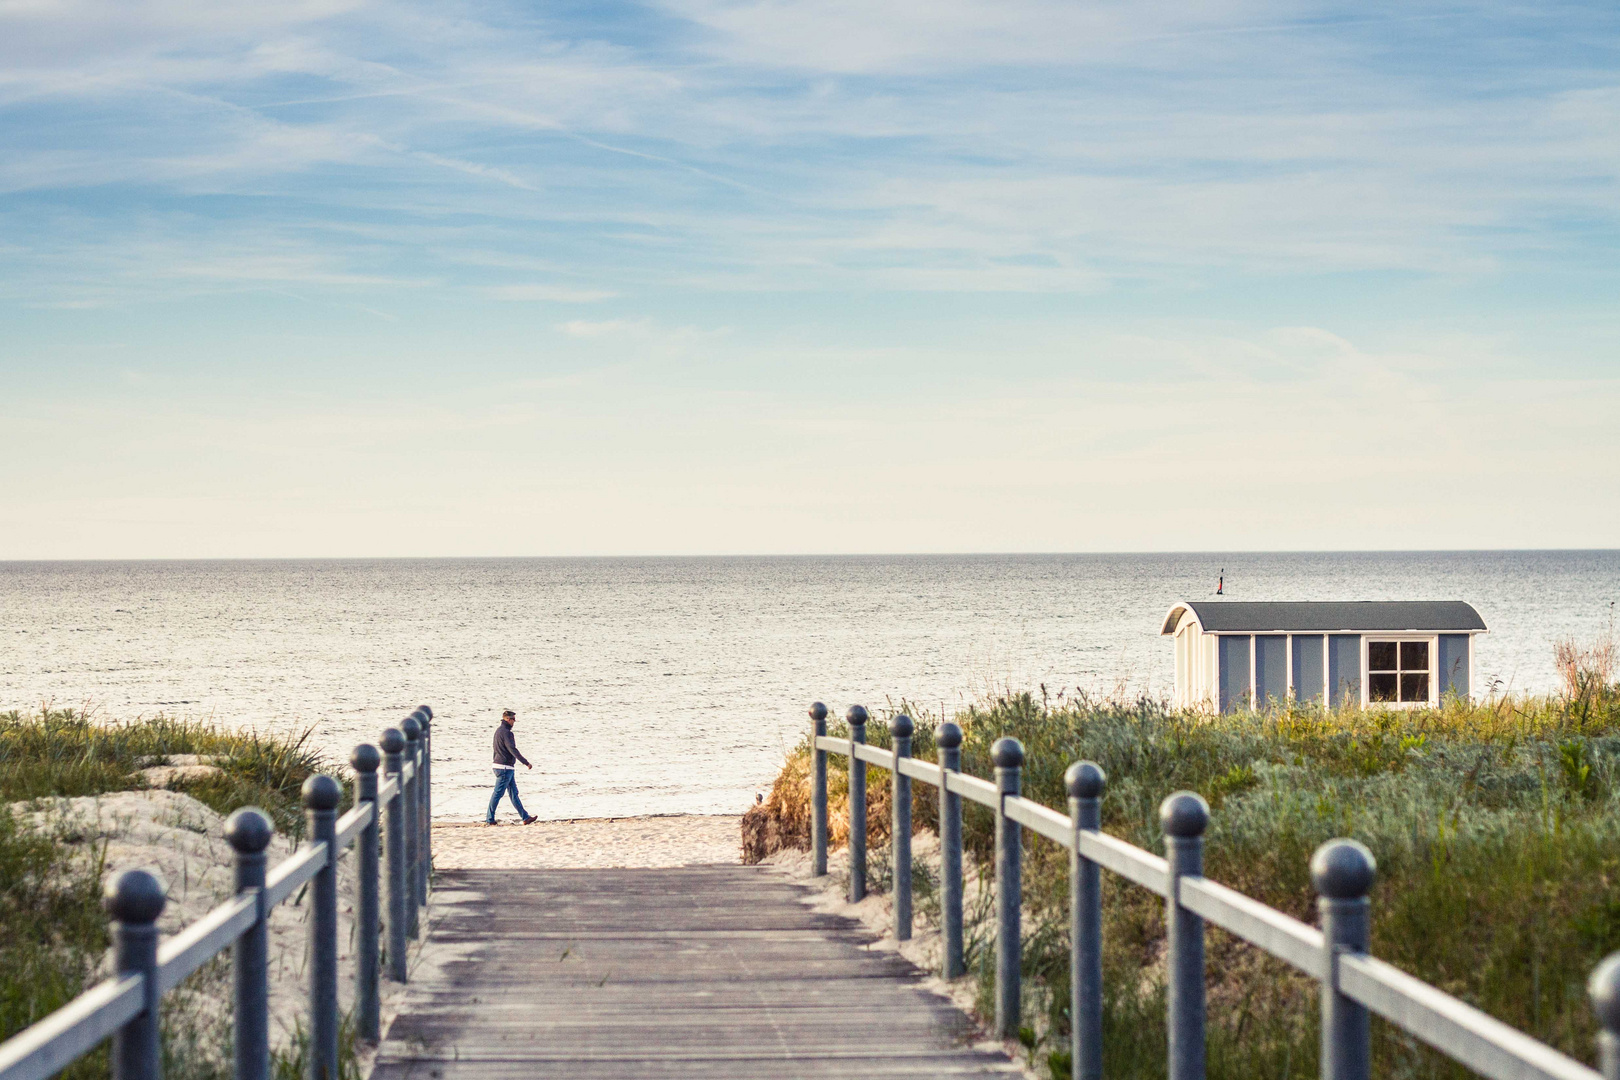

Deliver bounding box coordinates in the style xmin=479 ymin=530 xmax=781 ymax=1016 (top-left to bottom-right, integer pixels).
xmin=0 ymin=707 xmax=437 ymax=1080
xmin=808 ymin=702 xmax=1620 ymax=1080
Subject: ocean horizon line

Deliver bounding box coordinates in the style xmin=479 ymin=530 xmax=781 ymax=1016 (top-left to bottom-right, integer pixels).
xmin=5 ymin=547 xmax=1620 ymax=565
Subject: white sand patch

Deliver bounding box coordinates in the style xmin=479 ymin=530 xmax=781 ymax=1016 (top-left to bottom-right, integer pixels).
xmin=138 ymin=764 xmax=223 ymax=786
xmin=432 ymin=815 xmax=742 ymax=869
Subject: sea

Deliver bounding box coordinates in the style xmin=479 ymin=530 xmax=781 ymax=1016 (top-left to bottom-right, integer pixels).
xmin=2 ymin=552 xmax=1616 ymax=820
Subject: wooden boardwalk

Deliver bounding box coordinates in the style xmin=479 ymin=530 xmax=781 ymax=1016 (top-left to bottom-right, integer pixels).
xmin=373 ymin=866 xmax=1022 ymax=1079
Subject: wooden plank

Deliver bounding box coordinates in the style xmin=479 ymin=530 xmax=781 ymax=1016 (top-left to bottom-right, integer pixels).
xmin=374 ymin=866 xmax=1016 ymax=1079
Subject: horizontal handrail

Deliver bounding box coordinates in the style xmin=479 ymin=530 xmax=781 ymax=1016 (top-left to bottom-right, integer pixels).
xmin=944 ymin=770 xmax=999 ymax=808
xmin=1077 ymin=827 xmax=1169 ymax=896
xmin=814 ymin=735 xmax=851 ymax=755
xmin=156 ymin=893 xmax=259 ymax=994
xmin=896 ymin=757 xmax=943 ymax=786
xmin=0 ymin=976 xmax=142 ymax=1080
xmin=851 ymin=743 xmax=892 ymax=768
xmin=378 ymin=776 xmax=400 ymax=803
xmin=1339 ymin=954 xmax=1600 ymax=1080
xmin=263 ymin=842 xmax=328 ymax=909
xmin=1003 ymin=796 xmax=1072 ymax=847
xmin=1178 ymin=877 xmax=1323 ymax=976
xmin=335 ymin=801 xmax=374 ymax=853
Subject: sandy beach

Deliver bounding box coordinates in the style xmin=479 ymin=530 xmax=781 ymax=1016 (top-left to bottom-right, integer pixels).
xmin=432 ymin=814 xmax=744 ymax=868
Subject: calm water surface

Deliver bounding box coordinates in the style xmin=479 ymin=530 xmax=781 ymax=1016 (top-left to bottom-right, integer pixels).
xmin=2 ymin=553 xmax=1616 ymax=819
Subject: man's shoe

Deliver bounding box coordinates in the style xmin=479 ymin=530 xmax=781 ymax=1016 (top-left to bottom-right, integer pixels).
xmin=522 ymin=816 xmax=538 ymax=825
xmin=481 ymin=821 xmax=496 ymax=827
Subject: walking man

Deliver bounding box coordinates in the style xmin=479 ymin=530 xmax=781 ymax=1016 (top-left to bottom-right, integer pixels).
xmin=487 ymin=709 xmax=538 ymax=825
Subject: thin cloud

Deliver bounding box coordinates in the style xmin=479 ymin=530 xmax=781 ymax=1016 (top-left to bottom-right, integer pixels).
xmin=490 ymin=284 xmax=618 ymax=302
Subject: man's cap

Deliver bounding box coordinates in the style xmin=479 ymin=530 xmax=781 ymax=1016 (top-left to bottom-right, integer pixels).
xmin=501 ymin=709 xmax=515 ymax=718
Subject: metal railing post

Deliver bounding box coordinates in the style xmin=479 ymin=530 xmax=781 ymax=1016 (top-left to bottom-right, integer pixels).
xmin=847 ymin=705 xmax=868 ymax=903
xmin=1314 ymin=840 xmax=1375 ymax=1080
xmin=993 ymin=737 xmax=1024 ymax=1039
xmin=890 ymin=714 xmax=913 ymax=941
xmin=407 ymin=709 xmax=429 ymax=909
xmin=1162 ymin=792 xmax=1209 ymax=1080
xmin=810 ymin=702 xmax=828 ymax=877
xmin=105 ymin=869 xmax=165 ymax=1080
xmin=1590 ymin=952 xmax=1620 ymax=1080
xmin=936 ymin=721 xmax=964 ymax=979
xmin=1067 ymin=762 xmax=1106 ymax=1080
xmin=381 ymin=727 xmax=408 ymax=983
xmin=304 ymin=774 xmax=342 ymax=1080
xmin=401 ymin=714 xmax=422 ymax=940
xmin=418 ymin=705 xmax=433 ymax=887
xmin=225 ymin=808 xmax=274 ymax=1080
xmin=352 ymin=744 xmax=382 ymax=1042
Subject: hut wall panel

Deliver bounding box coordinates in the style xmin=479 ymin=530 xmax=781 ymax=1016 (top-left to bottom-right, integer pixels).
xmin=1254 ymin=635 xmax=1287 ymax=708
xmin=1219 ymin=635 xmax=1251 ymax=714
xmin=1328 ymin=634 xmax=1361 ymax=707
xmin=1291 ymin=634 xmax=1325 ymax=704
xmin=1438 ymin=634 xmax=1470 ymax=699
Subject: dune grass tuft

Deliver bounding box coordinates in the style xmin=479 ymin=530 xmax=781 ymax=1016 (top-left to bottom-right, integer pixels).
xmin=0 ymin=707 xmax=335 ymax=1079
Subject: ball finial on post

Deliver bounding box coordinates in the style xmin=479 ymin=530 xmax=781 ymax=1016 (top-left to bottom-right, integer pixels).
xmin=1310 ymin=839 xmax=1376 ymax=900
xmin=401 ymin=714 xmax=421 ymax=742
xmin=890 ymin=713 xmax=913 ymax=739
xmin=224 ymin=807 xmax=275 ymax=854
xmin=846 ymin=704 xmax=868 ymax=727
xmin=1592 ymin=954 xmax=1620 ymax=1031
xmin=1159 ymin=791 xmax=1209 ymax=838
xmin=991 ymin=737 xmax=1024 ymax=770
xmin=935 ymin=721 xmax=962 ymax=749
xmin=302 ymin=773 xmax=343 ymax=812
xmin=1589 ymin=953 xmax=1620 ymax=1080
xmin=351 ymin=743 xmax=381 ymax=774
xmin=809 ymin=701 xmax=827 ymax=722
xmin=104 ymin=868 xmax=167 ymax=924
xmin=380 ymin=727 xmax=405 ymax=755
xmin=1065 ymin=761 xmax=1106 ymax=801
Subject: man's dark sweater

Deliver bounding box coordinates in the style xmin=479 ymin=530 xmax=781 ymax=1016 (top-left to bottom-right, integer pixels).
xmin=493 ymin=721 xmax=530 ymax=768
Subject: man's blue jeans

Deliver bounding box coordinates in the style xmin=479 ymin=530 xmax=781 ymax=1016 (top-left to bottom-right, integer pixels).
xmin=487 ymin=768 xmax=530 ymax=823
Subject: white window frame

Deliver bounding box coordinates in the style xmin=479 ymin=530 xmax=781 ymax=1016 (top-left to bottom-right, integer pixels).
xmin=1361 ymin=634 xmax=1438 ymax=708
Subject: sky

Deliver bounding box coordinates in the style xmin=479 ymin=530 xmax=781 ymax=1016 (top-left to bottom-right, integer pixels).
xmin=1 ymin=0 xmax=1617 ymax=558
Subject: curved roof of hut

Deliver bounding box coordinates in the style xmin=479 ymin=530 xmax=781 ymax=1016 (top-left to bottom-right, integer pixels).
xmin=1161 ymin=600 xmax=1487 ymax=636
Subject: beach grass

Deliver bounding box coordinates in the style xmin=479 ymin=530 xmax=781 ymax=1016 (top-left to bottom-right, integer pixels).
xmin=745 ymin=679 xmax=1620 ymax=1079
xmin=0 ymin=707 xmax=334 ymax=1080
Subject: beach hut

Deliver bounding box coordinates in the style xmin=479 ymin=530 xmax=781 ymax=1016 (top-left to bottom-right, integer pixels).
xmin=1161 ymin=601 xmax=1487 ymax=712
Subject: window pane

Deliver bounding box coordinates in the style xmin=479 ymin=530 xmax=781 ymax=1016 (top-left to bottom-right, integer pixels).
xmin=1401 ymin=673 xmax=1430 ymax=703
xmin=1370 ymin=672 xmax=1398 ymax=701
xmin=1369 ymin=642 xmax=1397 ymax=671
xmin=1401 ymin=641 xmax=1429 ymax=671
